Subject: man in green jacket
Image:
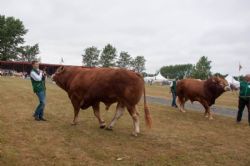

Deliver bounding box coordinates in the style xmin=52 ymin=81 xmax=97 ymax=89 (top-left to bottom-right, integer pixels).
xmin=236 ymin=74 xmax=250 ymax=126
xmin=170 ymin=79 xmax=177 ymax=108
xmin=30 ymin=61 xmax=47 ymax=121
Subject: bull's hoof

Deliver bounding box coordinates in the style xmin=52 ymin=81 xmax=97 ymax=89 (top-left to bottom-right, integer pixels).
xmin=100 ymin=124 xmax=106 ymax=129
xmin=209 ymin=117 xmax=214 ymax=120
xmin=131 ymin=132 xmax=138 ymax=137
xmin=180 ymin=110 xmax=186 ymax=113
xmin=71 ymin=122 xmax=78 ymax=125
xmin=105 ymin=127 xmax=113 ymax=131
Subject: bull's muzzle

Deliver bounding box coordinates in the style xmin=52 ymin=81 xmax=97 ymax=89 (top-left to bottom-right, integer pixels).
xmin=224 ymin=85 xmax=231 ymax=91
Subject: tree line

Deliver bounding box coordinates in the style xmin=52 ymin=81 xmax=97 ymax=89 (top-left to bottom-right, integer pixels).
xmin=160 ymin=56 xmax=244 ymax=80
xmin=82 ymin=44 xmax=146 ymax=73
xmin=160 ymin=56 xmax=213 ymax=80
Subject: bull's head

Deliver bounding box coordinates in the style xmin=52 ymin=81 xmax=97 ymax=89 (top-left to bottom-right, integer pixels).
xmin=211 ymin=76 xmax=231 ymax=92
xmin=52 ymin=66 xmax=67 ymax=90
xmin=52 ymin=66 xmax=64 ymax=80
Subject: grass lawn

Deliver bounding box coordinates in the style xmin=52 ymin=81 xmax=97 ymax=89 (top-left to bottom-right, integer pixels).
xmin=0 ymin=77 xmax=249 ymax=166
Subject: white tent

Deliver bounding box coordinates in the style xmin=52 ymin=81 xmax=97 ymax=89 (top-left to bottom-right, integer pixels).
xmin=225 ymin=75 xmax=240 ymax=88
xmin=144 ymin=73 xmax=169 ymax=84
xmin=153 ymin=73 xmax=168 ymax=83
xmin=144 ymin=76 xmax=155 ymax=83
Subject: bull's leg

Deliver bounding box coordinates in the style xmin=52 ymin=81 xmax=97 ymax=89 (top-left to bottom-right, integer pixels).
xmin=71 ymin=103 xmax=80 ymax=125
xmin=72 ymin=109 xmax=80 ymax=125
xmin=201 ymin=102 xmax=208 ymax=118
xmin=92 ymin=103 xmax=106 ymax=129
xmin=106 ymin=103 xmax=125 ymax=130
xmin=176 ymin=96 xmax=181 ymax=109
xmin=204 ymin=106 xmax=209 ymax=118
xmin=202 ymin=101 xmax=209 ymax=118
xmin=70 ymin=94 xmax=81 ymax=125
xmin=208 ymin=107 xmax=213 ymax=120
xmin=204 ymin=111 xmax=209 ymax=118
xmin=127 ymin=106 xmax=140 ymax=137
xmin=176 ymin=96 xmax=182 ymax=111
xmin=203 ymin=103 xmax=213 ymax=120
xmin=177 ymin=96 xmax=186 ymax=113
xmin=181 ymin=102 xmax=186 ymax=113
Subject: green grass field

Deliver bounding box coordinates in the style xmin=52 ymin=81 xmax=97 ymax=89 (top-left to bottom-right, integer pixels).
xmin=0 ymin=77 xmax=249 ymax=166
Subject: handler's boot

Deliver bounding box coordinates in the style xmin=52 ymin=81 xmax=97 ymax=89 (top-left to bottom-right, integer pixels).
xmin=34 ymin=116 xmax=40 ymax=121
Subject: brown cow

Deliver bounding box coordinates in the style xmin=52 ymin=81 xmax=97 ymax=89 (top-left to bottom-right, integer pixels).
xmin=52 ymin=66 xmax=152 ymax=136
xmin=176 ymin=77 xmax=231 ymax=119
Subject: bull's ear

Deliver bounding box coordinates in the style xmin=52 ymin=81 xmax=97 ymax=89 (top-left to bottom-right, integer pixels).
xmin=57 ymin=66 xmax=65 ymax=73
xmin=60 ymin=66 xmax=64 ymax=71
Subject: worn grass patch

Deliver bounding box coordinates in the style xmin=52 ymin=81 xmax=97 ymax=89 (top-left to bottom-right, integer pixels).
xmin=0 ymin=77 xmax=249 ymax=166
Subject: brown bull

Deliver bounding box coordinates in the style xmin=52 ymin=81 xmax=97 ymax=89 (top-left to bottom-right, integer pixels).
xmin=52 ymin=66 xmax=152 ymax=136
xmin=176 ymin=77 xmax=231 ymax=119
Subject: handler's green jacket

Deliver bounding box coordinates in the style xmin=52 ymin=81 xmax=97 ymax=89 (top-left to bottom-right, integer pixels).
xmin=30 ymin=69 xmax=46 ymax=93
xmin=239 ymin=81 xmax=250 ymax=98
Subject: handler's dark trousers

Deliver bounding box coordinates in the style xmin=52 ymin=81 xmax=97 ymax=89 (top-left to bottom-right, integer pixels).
xmin=236 ymin=97 xmax=250 ymax=124
xmin=171 ymin=91 xmax=177 ymax=107
xmin=34 ymin=90 xmax=46 ymax=118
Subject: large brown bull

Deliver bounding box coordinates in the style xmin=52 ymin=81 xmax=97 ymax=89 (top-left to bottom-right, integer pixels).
xmin=176 ymin=77 xmax=231 ymax=119
xmin=52 ymin=66 xmax=152 ymax=136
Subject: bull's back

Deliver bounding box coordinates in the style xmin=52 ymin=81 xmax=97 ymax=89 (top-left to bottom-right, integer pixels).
xmin=71 ymin=68 xmax=144 ymax=105
xmin=95 ymin=68 xmax=144 ymax=101
xmin=177 ymin=79 xmax=205 ymax=98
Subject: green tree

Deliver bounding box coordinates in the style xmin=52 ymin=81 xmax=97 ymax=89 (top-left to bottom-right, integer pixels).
xmin=99 ymin=44 xmax=117 ymax=67
xmin=191 ymin=56 xmax=212 ymax=79
xmin=18 ymin=44 xmax=39 ymax=62
xmin=82 ymin=46 xmax=100 ymax=67
xmin=131 ymin=56 xmax=146 ymax=73
xmin=0 ymin=15 xmax=28 ymax=61
xmin=116 ymin=51 xmax=132 ymax=68
xmin=160 ymin=64 xmax=193 ymax=79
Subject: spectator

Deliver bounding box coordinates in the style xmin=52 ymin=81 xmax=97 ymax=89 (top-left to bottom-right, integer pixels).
xmin=236 ymin=74 xmax=250 ymax=126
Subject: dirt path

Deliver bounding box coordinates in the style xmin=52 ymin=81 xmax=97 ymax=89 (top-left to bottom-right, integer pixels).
xmin=146 ymin=96 xmax=248 ymax=119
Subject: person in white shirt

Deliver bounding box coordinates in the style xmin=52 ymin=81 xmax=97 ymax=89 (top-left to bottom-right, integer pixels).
xmin=30 ymin=61 xmax=47 ymax=121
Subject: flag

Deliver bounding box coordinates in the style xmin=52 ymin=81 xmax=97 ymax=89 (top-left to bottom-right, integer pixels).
xmin=239 ymin=63 xmax=242 ymax=71
xmin=60 ymin=57 xmax=64 ymax=64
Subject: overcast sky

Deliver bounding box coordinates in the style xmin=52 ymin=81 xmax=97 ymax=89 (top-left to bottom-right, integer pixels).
xmin=1 ymin=0 xmax=249 ymax=75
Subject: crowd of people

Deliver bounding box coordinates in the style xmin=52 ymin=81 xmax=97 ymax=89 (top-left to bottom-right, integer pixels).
xmin=0 ymin=69 xmax=28 ymax=78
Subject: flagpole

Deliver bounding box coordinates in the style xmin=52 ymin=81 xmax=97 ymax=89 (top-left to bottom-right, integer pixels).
xmin=238 ymin=62 xmax=241 ymax=81
xmin=238 ymin=62 xmax=240 ymax=81
xmin=60 ymin=57 xmax=64 ymax=65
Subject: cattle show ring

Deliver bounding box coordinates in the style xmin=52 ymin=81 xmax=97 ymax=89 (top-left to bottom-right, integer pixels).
xmin=0 ymin=60 xmax=250 ymax=165
xmin=1 ymin=3 xmax=250 ymax=165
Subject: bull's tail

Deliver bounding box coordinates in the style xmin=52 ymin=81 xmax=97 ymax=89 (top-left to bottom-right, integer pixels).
xmin=143 ymin=83 xmax=152 ymax=128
